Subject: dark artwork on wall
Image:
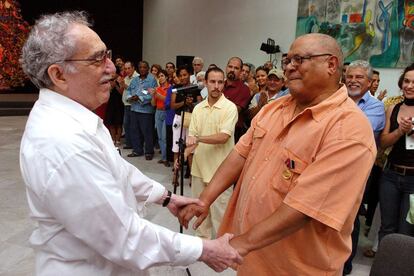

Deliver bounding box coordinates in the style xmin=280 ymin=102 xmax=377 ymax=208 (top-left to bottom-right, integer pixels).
xmin=0 ymin=0 xmax=30 ymax=91
xmin=1 ymin=0 xmax=143 ymax=92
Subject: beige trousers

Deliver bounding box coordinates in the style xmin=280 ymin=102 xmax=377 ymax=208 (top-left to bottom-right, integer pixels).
xmin=191 ymin=175 xmax=232 ymax=239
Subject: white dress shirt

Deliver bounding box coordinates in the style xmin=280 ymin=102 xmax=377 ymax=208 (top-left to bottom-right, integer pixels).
xmin=20 ymin=89 xmax=202 ymax=276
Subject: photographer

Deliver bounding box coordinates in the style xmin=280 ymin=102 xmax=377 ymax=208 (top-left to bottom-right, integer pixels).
xmin=170 ymin=65 xmax=201 ymax=184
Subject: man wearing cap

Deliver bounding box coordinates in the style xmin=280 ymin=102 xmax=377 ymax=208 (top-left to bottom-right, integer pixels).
xmin=248 ymin=68 xmax=287 ymax=119
xmin=179 ymin=33 xmax=377 ymax=275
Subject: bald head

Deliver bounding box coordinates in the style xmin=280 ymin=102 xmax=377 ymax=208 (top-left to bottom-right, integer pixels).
xmin=291 ymin=33 xmax=343 ymax=80
xmin=285 ymin=33 xmax=343 ymax=107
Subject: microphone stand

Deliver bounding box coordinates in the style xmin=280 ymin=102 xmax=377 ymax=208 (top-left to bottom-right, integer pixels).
xmin=174 ymin=109 xmax=192 ymax=276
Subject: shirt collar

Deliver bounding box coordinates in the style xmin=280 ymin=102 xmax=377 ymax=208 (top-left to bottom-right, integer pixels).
xmin=38 ymin=88 xmax=100 ymax=134
xmin=358 ymin=91 xmax=371 ymax=104
xmin=125 ymin=71 xmax=138 ymax=81
xmin=201 ymin=94 xmax=226 ymax=109
xmin=282 ymin=85 xmax=349 ymax=122
xmin=225 ymin=79 xmax=242 ymax=89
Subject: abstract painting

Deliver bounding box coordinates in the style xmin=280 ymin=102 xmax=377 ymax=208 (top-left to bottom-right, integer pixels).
xmin=0 ymin=0 xmax=29 ymax=90
xmin=296 ymin=0 xmax=414 ymax=68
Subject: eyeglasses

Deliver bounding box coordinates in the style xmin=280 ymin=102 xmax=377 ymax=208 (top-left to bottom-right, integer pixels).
xmin=282 ymin=53 xmax=332 ymax=68
xmin=60 ymin=49 xmax=112 ymax=66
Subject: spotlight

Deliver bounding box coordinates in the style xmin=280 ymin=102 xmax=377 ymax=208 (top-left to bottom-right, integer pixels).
xmin=260 ymin=38 xmax=280 ymax=54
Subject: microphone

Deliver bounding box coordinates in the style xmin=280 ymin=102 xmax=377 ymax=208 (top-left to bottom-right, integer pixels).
xmin=172 ymin=84 xmax=200 ymax=93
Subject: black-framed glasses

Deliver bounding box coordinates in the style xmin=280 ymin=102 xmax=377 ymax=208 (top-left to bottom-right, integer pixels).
xmin=282 ymin=53 xmax=332 ymax=68
xmin=60 ymin=49 xmax=112 ymax=65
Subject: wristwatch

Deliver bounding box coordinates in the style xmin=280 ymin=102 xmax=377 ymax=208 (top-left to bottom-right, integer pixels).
xmin=162 ymin=190 xmax=172 ymax=207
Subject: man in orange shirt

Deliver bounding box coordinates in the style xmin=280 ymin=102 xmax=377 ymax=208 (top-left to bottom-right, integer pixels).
xmin=179 ymin=33 xmax=377 ymax=275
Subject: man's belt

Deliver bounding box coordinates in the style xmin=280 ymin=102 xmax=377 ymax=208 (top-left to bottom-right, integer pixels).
xmin=386 ymin=163 xmax=414 ymax=176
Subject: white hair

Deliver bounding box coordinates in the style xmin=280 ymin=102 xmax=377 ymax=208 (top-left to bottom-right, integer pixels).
xmin=20 ymin=11 xmax=91 ymax=88
xmin=192 ymin=57 xmax=204 ymax=65
xmin=348 ymin=60 xmax=373 ymax=80
xmin=196 ymin=71 xmax=206 ymax=79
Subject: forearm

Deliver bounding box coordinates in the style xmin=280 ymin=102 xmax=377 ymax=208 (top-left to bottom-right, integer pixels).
xmin=171 ymin=101 xmax=184 ymax=110
xmin=197 ymin=133 xmax=230 ymax=145
xmin=232 ymin=203 xmax=310 ymax=255
xmin=156 ymin=93 xmax=166 ymax=101
xmin=199 ymin=150 xmax=245 ymax=206
xmin=248 ymin=106 xmax=261 ymax=120
xmin=380 ymin=128 xmax=403 ymax=148
xmin=116 ymin=85 xmax=124 ymax=94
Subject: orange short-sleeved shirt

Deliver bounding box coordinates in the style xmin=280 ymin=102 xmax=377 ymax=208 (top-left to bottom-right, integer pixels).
xmin=155 ymin=84 xmax=170 ymax=109
xmin=218 ymin=85 xmax=376 ymax=276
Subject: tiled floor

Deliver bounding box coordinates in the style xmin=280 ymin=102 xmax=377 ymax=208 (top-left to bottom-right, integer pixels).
xmin=0 ymin=116 xmax=373 ymax=275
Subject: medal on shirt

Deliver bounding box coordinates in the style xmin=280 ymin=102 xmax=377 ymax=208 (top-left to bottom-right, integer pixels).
xmin=282 ymin=169 xmax=292 ymax=180
xmin=282 ymin=158 xmax=295 ymax=180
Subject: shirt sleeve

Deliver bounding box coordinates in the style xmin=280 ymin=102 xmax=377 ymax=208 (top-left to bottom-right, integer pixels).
xmin=234 ymin=113 xmax=255 ymax=158
xmin=126 ymin=79 xmax=136 ymax=99
xmin=220 ymin=103 xmax=238 ymax=136
xmin=240 ymin=85 xmax=252 ymax=109
xmin=43 ymin=149 xmax=203 ymax=270
xmin=363 ymin=101 xmax=386 ymax=142
xmin=248 ymin=93 xmax=259 ymax=109
xmin=188 ymin=106 xmax=198 ymax=137
xmin=165 ymin=88 xmax=172 ymax=110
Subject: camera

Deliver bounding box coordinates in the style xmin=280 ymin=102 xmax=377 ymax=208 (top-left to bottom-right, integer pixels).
xmin=172 ymin=84 xmax=201 ymax=99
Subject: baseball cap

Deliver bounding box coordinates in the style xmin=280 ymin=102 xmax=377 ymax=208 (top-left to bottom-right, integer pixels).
xmin=268 ymin=69 xmax=286 ymax=81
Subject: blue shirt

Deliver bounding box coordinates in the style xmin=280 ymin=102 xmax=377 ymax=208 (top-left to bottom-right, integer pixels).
xmin=127 ymin=74 xmax=157 ymax=114
xmin=164 ymin=86 xmax=176 ymax=125
xmin=357 ymin=91 xmax=385 ymax=146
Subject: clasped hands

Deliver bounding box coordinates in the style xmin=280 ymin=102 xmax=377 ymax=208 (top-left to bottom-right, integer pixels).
xmin=398 ymin=116 xmax=414 ymax=136
xmin=168 ymin=196 xmax=244 ymax=271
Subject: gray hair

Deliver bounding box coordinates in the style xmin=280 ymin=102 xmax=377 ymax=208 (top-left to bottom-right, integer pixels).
xmin=196 ymin=71 xmax=206 ymax=79
xmin=20 ymin=11 xmax=92 ymax=88
xmin=192 ymin=57 xmax=204 ymax=65
xmin=348 ymin=60 xmax=373 ymax=80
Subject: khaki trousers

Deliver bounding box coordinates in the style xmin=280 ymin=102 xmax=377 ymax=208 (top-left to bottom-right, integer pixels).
xmin=191 ymin=175 xmax=232 ymax=239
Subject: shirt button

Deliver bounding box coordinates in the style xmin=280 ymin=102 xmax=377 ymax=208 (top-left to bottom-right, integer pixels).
xmin=265 ymin=157 xmax=269 ymax=161
xmin=252 ymin=176 xmax=256 ymax=180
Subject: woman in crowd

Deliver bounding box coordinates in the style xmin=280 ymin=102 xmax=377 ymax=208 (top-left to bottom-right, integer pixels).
xmin=151 ymin=64 xmax=162 ymax=85
xmin=170 ymin=65 xmax=198 ymax=185
xmin=105 ymin=71 xmax=124 ymax=146
xmin=255 ymin=66 xmax=268 ymax=94
xmin=379 ymin=63 xmax=414 ymax=242
xmin=151 ymin=69 xmax=171 ymax=167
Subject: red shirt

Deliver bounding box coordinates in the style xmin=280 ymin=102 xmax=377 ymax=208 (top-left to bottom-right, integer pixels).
xmin=155 ymin=83 xmax=170 ymax=110
xmin=223 ymin=80 xmax=251 ymax=127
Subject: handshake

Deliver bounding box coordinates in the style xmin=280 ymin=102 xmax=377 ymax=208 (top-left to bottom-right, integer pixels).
xmin=166 ymin=193 xmax=244 ymax=272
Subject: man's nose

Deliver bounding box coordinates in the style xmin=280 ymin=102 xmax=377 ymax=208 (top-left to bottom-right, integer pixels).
xmin=105 ymin=59 xmax=116 ymax=74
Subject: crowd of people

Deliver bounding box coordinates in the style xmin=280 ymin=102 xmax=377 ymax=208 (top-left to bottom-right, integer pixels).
xmin=19 ymin=10 xmax=414 ymax=276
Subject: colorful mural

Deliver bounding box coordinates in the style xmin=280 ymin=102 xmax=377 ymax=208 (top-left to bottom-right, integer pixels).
xmin=0 ymin=0 xmax=30 ymax=90
xmin=296 ymin=0 xmax=414 ymax=68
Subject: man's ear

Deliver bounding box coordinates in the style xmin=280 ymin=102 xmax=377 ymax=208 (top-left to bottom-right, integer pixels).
xmin=327 ymin=55 xmax=339 ymax=76
xmin=47 ymin=64 xmax=67 ymax=90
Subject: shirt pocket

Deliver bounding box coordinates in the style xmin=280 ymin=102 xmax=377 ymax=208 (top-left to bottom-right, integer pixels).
xmin=272 ymin=148 xmax=308 ymax=195
xmin=245 ymin=125 xmax=267 ymax=161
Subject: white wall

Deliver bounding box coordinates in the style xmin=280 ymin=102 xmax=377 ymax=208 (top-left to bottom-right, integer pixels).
xmin=143 ymin=0 xmax=404 ymax=96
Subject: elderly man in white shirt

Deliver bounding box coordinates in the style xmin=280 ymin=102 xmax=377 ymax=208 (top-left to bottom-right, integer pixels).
xmin=19 ymin=11 xmax=242 ymax=276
